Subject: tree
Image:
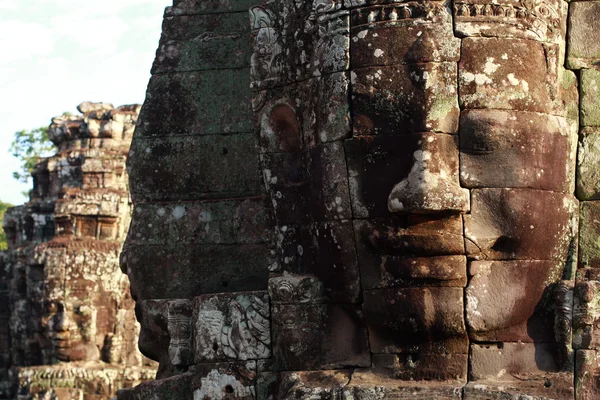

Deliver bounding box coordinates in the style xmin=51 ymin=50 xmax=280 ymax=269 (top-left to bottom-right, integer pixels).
xmin=9 ymin=126 xmax=55 ymax=184
xmin=0 ymin=201 xmax=13 ymax=251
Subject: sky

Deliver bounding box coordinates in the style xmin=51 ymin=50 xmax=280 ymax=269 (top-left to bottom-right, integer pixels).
xmin=0 ymin=0 xmax=171 ymax=205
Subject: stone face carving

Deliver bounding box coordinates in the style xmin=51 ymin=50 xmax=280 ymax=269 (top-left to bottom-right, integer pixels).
xmin=2 ymin=103 xmax=155 ymax=399
xmin=118 ymin=0 xmax=600 ymax=398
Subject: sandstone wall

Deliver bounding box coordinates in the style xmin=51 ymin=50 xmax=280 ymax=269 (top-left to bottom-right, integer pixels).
xmin=1 ymin=103 xmax=156 ymax=399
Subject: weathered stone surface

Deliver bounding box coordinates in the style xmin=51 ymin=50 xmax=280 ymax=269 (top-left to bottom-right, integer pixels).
xmin=454 ymin=0 xmax=567 ymax=43
xmin=363 ymin=287 xmax=468 ymax=354
xmin=354 ymin=214 xmax=465 ymax=258
xmin=581 ymin=68 xmax=600 ymax=127
xmin=270 ymin=221 xmax=362 ymax=303
xmin=352 ymin=63 xmax=459 ymax=135
xmin=153 ymin=13 xmax=251 ymax=73
xmin=361 ymin=353 xmax=467 ymax=382
xmin=578 ymin=201 xmax=600 ymax=269
xmin=257 ymin=369 xmax=351 ymax=400
xmin=345 ymin=375 xmax=463 ymax=399
xmin=464 ymin=188 xmax=577 ymax=261
xmin=346 ymin=134 xmax=468 ymax=217
xmin=567 ymin=1 xmax=600 ymax=69
xmin=459 ymin=37 xmax=556 ymax=113
xmin=124 ymin=243 xmax=270 ymax=300
xmin=577 ymin=128 xmax=600 ymax=200
xmin=128 ymin=134 xmax=261 ymax=202
xmin=117 ymin=372 xmax=193 ymax=400
xmin=466 ymin=260 xmax=565 ymax=342
xmin=460 ymin=110 xmax=576 ymax=193
xmin=193 ymin=291 xmax=271 ymax=363
xmin=350 ymin=10 xmax=459 ymax=68
xmin=135 ymin=69 xmax=252 ymax=137
xmin=128 ymin=199 xmax=269 ymax=247
xmin=271 ymin=303 xmax=370 ymax=370
xmin=249 ymin=2 xmax=349 ymax=90
xmin=254 ymin=74 xmax=350 ymax=151
xmin=359 ymin=254 xmax=467 ymax=290
xmin=468 ymin=343 xmax=574 ymax=399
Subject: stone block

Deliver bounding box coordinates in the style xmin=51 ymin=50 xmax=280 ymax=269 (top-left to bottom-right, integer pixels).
xmin=459 ymin=37 xmax=554 ymax=113
xmin=362 ymin=353 xmax=467 ymax=382
xmin=464 ymin=188 xmax=577 ymax=261
xmin=193 ymin=291 xmax=271 ymax=363
xmin=578 ymin=128 xmax=600 ymax=200
xmin=567 ymin=1 xmax=600 ymax=69
xmin=358 ymin=254 xmax=467 ymax=290
xmin=305 ymin=221 xmax=362 ymax=303
xmin=350 ymin=11 xmax=459 ymax=68
xmin=250 ymin=4 xmax=349 ymax=89
xmin=125 ymin=243 xmax=270 ymax=300
xmin=352 ymin=63 xmax=459 ymax=135
xmin=308 ymin=142 xmax=352 ymax=221
xmin=581 ymin=68 xmax=600 ymax=127
xmin=344 ymin=381 xmax=463 ymax=399
xmin=153 ymin=13 xmax=251 ymax=73
xmin=578 ymin=201 xmax=600 ymax=268
xmin=257 ymin=370 xmax=351 ymax=400
xmin=117 ymin=372 xmax=193 ymax=400
xmin=460 ymin=109 xmax=576 ymax=193
xmin=271 ymin=303 xmax=370 ymax=370
xmin=128 ymin=134 xmax=261 ymax=202
xmin=454 ymin=0 xmax=567 ymax=43
xmin=468 ymin=343 xmax=573 ymax=399
xmin=271 ymin=221 xmax=362 ymax=303
xmin=463 ymin=379 xmax=574 ymax=400
xmin=311 ymin=72 xmax=351 ymax=145
xmin=576 ymin=349 xmax=600 ymax=400
xmin=362 ymin=287 xmax=468 ymax=354
xmin=354 ymin=214 xmax=465 ymax=259
xmin=135 ymin=69 xmax=252 ymax=136
xmin=466 ymin=260 xmax=565 ymax=343
xmin=128 ymin=199 xmax=269 ymax=247
xmin=345 ymin=134 xmax=467 ymax=218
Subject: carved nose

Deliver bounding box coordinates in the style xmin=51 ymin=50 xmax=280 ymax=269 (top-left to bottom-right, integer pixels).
xmin=387 ymin=138 xmax=470 ymax=213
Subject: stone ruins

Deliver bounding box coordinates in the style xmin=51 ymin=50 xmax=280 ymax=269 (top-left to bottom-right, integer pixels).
xmin=115 ymin=0 xmax=600 ymax=398
xmin=1 ymin=0 xmax=598 ymax=398
xmin=1 ymin=103 xmax=156 ymax=399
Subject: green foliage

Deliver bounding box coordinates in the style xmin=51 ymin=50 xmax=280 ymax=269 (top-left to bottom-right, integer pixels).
xmin=9 ymin=126 xmax=54 ymax=184
xmin=0 ymin=201 xmax=13 ymax=251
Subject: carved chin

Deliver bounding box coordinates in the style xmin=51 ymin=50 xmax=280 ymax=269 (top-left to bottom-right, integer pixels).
xmin=56 ymin=342 xmax=100 ymax=362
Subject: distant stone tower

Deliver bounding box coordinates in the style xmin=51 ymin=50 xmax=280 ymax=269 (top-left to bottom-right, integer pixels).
xmin=1 ymin=103 xmax=156 ymax=399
